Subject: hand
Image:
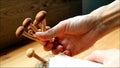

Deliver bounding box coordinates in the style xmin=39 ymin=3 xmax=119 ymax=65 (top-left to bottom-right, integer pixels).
xmin=84 ymin=49 xmax=120 ymax=67
xmin=34 ymin=14 xmax=99 ymax=56
xmin=34 ymin=0 xmax=120 ymax=56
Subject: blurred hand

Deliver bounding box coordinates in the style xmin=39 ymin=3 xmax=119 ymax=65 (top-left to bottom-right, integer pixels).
xmin=85 ymin=49 xmax=120 ymax=67
xmin=34 ymin=14 xmax=100 ymax=56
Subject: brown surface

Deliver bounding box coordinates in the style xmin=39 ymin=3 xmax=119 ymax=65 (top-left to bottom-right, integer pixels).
xmin=0 ymin=0 xmax=82 ymax=50
xmin=0 ymin=28 xmax=120 ymax=67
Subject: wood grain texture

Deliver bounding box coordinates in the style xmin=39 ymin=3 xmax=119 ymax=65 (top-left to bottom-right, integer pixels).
xmin=0 ymin=0 xmax=82 ymax=50
xmin=0 ymin=28 xmax=119 ymax=67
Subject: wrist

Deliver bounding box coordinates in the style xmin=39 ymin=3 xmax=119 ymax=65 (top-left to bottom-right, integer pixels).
xmin=90 ymin=0 xmax=120 ymax=40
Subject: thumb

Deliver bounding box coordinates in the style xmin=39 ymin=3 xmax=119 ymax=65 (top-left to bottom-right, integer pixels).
xmin=34 ymin=21 xmax=66 ymax=41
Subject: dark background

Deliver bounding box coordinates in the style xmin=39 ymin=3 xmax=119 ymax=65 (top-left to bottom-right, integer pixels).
xmin=0 ymin=0 xmax=114 ymax=52
xmin=82 ymin=0 xmax=114 ymax=14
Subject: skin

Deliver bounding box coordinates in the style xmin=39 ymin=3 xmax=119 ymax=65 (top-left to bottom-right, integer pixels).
xmin=34 ymin=0 xmax=120 ymax=56
xmin=85 ymin=49 xmax=120 ymax=67
xmin=35 ymin=15 xmax=99 ymax=56
xmin=34 ymin=0 xmax=120 ymax=67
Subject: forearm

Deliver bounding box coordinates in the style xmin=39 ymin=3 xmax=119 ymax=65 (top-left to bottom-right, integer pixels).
xmin=90 ymin=0 xmax=120 ymax=39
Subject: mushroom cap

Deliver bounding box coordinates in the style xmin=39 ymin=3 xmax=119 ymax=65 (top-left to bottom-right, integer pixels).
xmin=26 ymin=48 xmax=35 ymax=58
xmin=16 ymin=26 xmax=25 ymax=37
xmin=22 ymin=18 xmax=32 ymax=28
xmin=34 ymin=11 xmax=47 ymax=25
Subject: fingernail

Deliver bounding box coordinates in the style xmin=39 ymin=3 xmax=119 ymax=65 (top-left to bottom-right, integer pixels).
xmin=57 ymin=45 xmax=64 ymax=52
xmin=63 ymin=50 xmax=71 ymax=56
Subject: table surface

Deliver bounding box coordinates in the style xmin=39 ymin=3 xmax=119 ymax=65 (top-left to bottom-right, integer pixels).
xmin=0 ymin=28 xmax=120 ymax=67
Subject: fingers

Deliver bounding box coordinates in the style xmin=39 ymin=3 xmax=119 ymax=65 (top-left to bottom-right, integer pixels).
xmin=46 ymin=26 xmax=51 ymax=30
xmin=57 ymin=45 xmax=64 ymax=52
xmin=44 ymin=42 xmax=72 ymax=56
xmin=34 ymin=20 xmax=67 ymax=41
xmin=44 ymin=41 xmax=53 ymax=51
xmin=63 ymin=50 xmax=71 ymax=56
xmin=43 ymin=42 xmax=64 ymax=55
xmin=37 ymin=26 xmax=51 ymax=32
xmin=51 ymin=38 xmax=63 ymax=55
xmin=84 ymin=50 xmax=105 ymax=64
xmin=34 ymin=28 xmax=58 ymax=41
xmin=43 ymin=40 xmax=72 ymax=56
xmin=52 ymin=45 xmax=64 ymax=55
xmin=43 ymin=37 xmax=64 ymax=55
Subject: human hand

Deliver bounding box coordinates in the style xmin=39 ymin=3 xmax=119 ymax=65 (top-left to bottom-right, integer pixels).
xmin=84 ymin=49 xmax=120 ymax=67
xmin=34 ymin=14 xmax=99 ymax=56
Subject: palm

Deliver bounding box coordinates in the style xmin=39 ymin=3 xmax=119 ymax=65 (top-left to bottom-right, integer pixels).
xmin=51 ymin=15 xmax=97 ymax=56
xmin=35 ymin=15 xmax=98 ymax=56
xmin=57 ymin=28 xmax=97 ymax=56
